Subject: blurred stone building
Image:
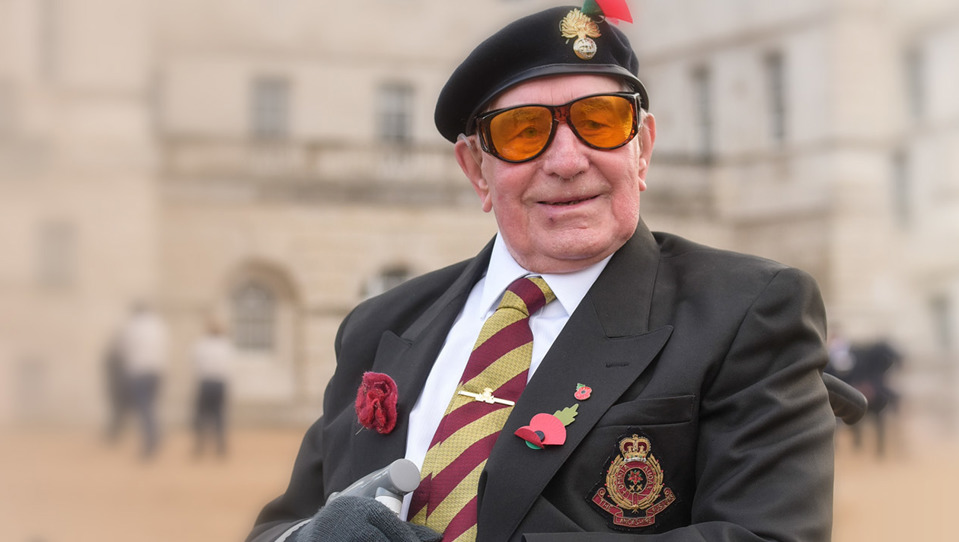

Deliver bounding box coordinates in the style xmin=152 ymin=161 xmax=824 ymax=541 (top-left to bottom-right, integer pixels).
xmin=1 ymin=0 xmax=956 ymax=430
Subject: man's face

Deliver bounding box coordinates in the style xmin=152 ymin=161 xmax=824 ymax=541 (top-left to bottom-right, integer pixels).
xmin=456 ymin=74 xmax=656 ymax=274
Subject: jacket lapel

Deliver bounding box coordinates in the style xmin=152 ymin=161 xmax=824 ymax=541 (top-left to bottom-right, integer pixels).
xmin=350 ymin=241 xmax=493 ymax=476
xmin=477 ymin=224 xmax=673 ymax=541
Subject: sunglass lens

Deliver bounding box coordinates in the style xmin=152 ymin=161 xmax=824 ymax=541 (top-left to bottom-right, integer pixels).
xmin=570 ymin=96 xmax=635 ymax=149
xmin=488 ymin=106 xmax=553 ymax=162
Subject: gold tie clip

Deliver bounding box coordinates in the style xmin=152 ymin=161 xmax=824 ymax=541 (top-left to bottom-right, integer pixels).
xmin=457 ymin=387 xmax=515 ymax=406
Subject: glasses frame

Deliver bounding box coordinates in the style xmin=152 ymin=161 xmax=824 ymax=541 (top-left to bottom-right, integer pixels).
xmin=472 ymin=92 xmax=642 ymax=163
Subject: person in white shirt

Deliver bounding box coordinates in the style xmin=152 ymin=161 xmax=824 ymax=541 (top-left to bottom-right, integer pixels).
xmin=117 ymin=301 xmax=168 ymax=459
xmin=191 ymin=317 xmax=235 ymax=458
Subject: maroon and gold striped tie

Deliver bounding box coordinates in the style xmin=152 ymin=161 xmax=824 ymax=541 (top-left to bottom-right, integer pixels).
xmin=408 ymin=276 xmax=555 ymax=541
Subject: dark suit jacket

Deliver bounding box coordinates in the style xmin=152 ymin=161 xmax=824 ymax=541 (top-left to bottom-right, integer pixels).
xmin=248 ymin=222 xmax=835 ymax=541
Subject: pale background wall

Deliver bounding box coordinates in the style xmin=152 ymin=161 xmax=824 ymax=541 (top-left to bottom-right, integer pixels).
xmin=1 ymin=0 xmax=956 ymax=432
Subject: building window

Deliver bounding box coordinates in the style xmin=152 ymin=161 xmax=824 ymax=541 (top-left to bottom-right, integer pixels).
xmin=231 ymin=281 xmax=276 ymax=351
xmin=377 ymin=83 xmax=414 ymax=144
xmin=763 ymin=51 xmax=786 ymax=144
xmin=39 ymin=0 xmax=59 ymax=82
xmin=904 ymin=45 xmax=925 ymax=121
xmin=0 ymin=79 xmax=14 ymax=137
xmin=691 ymin=65 xmax=713 ymax=160
xmin=35 ymin=220 xmax=76 ymax=288
xmin=251 ymin=76 xmax=290 ymax=139
xmin=930 ymin=295 xmax=953 ymax=352
xmin=891 ymin=149 xmax=912 ymax=226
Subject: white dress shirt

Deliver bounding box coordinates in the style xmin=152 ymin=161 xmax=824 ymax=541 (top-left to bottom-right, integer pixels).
xmin=192 ymin=334 xmax=234 ymax=382
xmin=400 ymin=234 xmax=611 ymax=519
xmin=119 ymin=310 xmax=168 ymax=377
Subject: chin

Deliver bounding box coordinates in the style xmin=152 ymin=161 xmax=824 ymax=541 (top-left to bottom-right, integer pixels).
xmin=539 ymin=247 xmax=614 ymax=271
xmin=549 ymin=234 xmax=619 ymax=258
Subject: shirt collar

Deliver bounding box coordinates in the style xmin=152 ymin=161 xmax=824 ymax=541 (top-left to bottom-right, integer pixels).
xmin=479 ymin=234 xmax=612 ymax=319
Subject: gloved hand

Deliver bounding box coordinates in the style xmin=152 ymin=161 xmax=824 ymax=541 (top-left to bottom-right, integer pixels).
xmin=295 ymin=495 xmax=441 ymax=542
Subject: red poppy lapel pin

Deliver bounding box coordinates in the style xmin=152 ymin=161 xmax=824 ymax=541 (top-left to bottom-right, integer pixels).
xmin=575 ymin=383 xmax=592 ymax=400
xmin=515 ymin=404 xmax=580 ymax=450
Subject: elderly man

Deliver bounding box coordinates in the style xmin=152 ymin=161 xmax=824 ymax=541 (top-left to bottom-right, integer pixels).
xmin=248 ymin=4 xmax=835 ymax=541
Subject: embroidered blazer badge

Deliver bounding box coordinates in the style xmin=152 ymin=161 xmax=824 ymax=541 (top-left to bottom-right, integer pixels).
xmin=589 ymin=433 xmax=676 ymax=529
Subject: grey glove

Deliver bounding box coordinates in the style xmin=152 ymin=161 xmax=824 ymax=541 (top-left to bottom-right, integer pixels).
xmin=295 ymin=495 xmax=441 ymax=542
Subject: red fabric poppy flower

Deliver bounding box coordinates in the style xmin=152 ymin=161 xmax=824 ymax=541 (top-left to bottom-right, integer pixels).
xmin=355 ymin=372 xmax=399 ymax=434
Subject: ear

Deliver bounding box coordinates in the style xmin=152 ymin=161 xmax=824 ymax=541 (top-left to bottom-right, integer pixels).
xmin=636 ymin=113 xmax=656 ymax=191
xmin=455 ymin=135 xmax=493 ymax=212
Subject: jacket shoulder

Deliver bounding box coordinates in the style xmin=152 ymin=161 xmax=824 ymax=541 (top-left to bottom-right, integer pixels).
xmin=650 ymin=230 xmax=821 ymax=298
xmin=653 ymin=231 xmax=784 ymax=268
xmin=652 ymin=230 xmax=812 ymax=275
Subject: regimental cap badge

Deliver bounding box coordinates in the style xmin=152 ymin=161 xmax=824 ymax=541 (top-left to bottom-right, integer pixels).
xmin=561 ymin=0 xmax=635 ymax=61
xmin=560 ymin=9 xmax=601 ymax=60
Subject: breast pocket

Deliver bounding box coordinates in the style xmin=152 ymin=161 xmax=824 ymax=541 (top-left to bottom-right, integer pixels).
xmin=594 ymin=395 xmax=696 ymax=427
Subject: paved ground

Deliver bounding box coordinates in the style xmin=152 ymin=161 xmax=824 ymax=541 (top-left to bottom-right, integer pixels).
xmin=2 ymin=410 xmax=956 ymax=542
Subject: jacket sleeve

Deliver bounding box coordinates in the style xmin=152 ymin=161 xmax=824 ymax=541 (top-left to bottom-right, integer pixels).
xmin=685 ymin=267 xmax=834 ymax=540
xmin=525 ymin=267 xmax=835 ymax=542
xmin=246 ymin=306 xmax=363 ymax=542
xmin=245 ymin=257 xmax=476 ymax=542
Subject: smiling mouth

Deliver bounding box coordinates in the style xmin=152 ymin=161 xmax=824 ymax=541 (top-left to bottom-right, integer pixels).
xmin=544 ymin=195 xmax=599 ymax=206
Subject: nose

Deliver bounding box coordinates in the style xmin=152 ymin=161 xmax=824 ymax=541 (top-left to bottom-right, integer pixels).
xmin=540 ymin=122 xmax=588 ymax=179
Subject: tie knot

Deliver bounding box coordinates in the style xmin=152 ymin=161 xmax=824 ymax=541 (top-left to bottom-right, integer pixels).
xmin=499 ymin=276 xmax=555 ymax=316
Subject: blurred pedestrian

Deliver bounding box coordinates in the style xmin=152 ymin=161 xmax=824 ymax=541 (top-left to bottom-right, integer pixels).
xmin=848 ymin=338 xmax=902 ymax=457
xmin=117 ymin=301 xmax=168 ymax=460
xmin=102 ymin=330 xmax=131 ymax=444
xmin=191 ymin=316 xmax=234 ymax=458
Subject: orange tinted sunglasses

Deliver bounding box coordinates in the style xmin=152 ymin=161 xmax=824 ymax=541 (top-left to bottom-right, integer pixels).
xmin=473 ymin=93 xmax=641 ymax=163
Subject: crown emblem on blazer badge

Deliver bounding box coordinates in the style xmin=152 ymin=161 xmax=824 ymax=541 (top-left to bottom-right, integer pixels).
xmin=590 ymin=433 xmax=676 ymax=529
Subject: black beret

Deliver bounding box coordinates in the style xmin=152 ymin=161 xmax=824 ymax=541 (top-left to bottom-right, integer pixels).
xmin=435 ymin=5 xmax=649 ymax=143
